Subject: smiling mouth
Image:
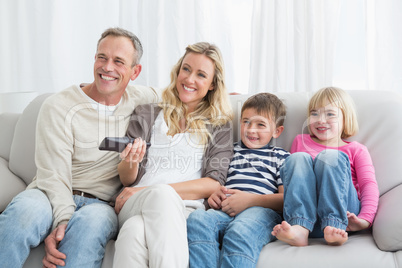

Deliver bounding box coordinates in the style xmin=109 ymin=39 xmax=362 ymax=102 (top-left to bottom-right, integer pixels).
xmin=247 ymin=136 xmax=259 ymax=142
xmin=183 ymin=85 xmax=196 ymax=92
xmin=317 ymin=127 xmax=328 ymax=131
xmin=101 ymin=74 xmax=117 ymax=81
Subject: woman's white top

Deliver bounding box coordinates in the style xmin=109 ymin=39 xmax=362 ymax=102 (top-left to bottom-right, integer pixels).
xmin=136 ymin=111 xmax=206 ymax=209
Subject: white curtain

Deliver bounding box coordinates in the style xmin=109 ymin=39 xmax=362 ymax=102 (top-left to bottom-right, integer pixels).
xmin=0 ymin=0 xmax=400 ymax=96
xmin=0 ymin=0 xmax=253 ymax=95
xmin=366 ymin=0 xmax=402 ymax=92
xmin=249 ymin=0 xmax=341 ymax=93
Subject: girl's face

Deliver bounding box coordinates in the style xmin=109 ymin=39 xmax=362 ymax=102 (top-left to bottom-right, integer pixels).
xmin=176 ymin=52 xmax=215 ymax=113
xmin=308 ymin=103 xmax=346 ymax=147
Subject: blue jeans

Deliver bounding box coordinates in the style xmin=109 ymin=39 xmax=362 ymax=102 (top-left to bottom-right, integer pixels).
xmin=0 ymin=189 xmax=118 ymax=268
xmin=281 ymin=150 xmax=360 ymax=237
xmin=187 ymin=206 xmax=281 ymax=268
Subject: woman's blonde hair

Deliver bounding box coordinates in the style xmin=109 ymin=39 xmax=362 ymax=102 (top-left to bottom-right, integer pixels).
xmin=160 ymin=42 xmax=233 ymax=145
xmin=308 ymin=86 xmax=358 ymax=139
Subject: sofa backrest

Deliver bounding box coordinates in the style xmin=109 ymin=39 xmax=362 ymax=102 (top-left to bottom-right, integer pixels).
xmin=9 ymin=93 xmax=53 ymax=186
xmin=0 ymin=113 xmax=20 ymax=161
xmin=346 ymin=90 xmax=402 ymax=196
xmin=7 ymin=90 xmax=402 ymax=197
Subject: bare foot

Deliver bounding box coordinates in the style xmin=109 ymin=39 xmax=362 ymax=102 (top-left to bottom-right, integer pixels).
xmin=323 ymin=226 xmax=348 ymax=246
xmin=271 ymin=221 xmax=309 ymax=247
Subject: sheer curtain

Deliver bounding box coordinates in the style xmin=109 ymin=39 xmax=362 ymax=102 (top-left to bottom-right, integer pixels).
xmin=118 ymin=0 xmax=253 ymax=93
xmin=0 ymin=0 xmax=252 ymax=95
xmin=366 ymin=0 xmax=402 ymax=92
xmin=0 ymin=0 xmax=400 ymax=97
xmin=249 ymin=0 xmax=402 ymax=94
xmin=249 ymin=0 xmax=341 ymax=93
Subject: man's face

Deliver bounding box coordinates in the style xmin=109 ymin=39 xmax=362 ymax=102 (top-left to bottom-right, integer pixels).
xmin=93 ymin=35 xmax=140 ymax=100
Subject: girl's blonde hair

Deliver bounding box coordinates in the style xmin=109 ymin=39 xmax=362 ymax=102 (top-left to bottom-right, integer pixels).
xmin=308 ymin=87 xmax=358 ymax=139
xmin=160 ymin=42 xmax=233 ymax=145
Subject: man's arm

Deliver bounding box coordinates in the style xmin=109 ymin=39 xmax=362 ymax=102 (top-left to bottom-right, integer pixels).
xmin=31 ymin=94 xmax=77 ymax=267
xmin=31 ymin=95 xmax=76 ymax=229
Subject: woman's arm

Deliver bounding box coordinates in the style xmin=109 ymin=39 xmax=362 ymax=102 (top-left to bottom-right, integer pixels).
xmin=202 ymin=122 xmax=234 ymax=185
xmin=118 ymin=138 xmax=147 ymax=186
xmin=169 ymin=177 xmax=221 ymax=200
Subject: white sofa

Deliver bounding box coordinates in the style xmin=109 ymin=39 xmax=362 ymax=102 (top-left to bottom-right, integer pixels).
xmin=1 ymin=90 xmax=402 ymax=267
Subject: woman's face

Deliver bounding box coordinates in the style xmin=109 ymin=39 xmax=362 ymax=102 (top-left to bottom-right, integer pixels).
xmin=176 ymin=52 xmax=215 ymax=113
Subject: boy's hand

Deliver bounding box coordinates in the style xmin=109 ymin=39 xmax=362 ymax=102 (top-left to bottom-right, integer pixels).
xmin=208 ymin=186 xmax=228 ymax=209
xmin=346 ymin=211 xmax=370 ymax=231
xmin=221 ymin=189 xmax=252 ymax=217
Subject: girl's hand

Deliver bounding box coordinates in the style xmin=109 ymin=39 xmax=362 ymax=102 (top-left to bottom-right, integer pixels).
xmin=221 ymin=189 xmax=252 ymax=217
xmin=120 ymin=138 xmax=147 ymax=165
xmin=208 ymin=186 xmax=228 ymax=209
xmin=346 ymin=211 xmax=370 ymax=231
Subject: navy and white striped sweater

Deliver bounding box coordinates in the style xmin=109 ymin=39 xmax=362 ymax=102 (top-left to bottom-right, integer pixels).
xmin=225 ymin=141 xmax=290 ymax=195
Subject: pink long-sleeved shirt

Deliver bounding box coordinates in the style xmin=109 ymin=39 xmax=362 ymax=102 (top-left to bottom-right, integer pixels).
xmin=290 ymin=134 xmax=379 ymax=225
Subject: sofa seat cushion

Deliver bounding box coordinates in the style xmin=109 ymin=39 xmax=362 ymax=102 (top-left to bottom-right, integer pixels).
xmin=257 ymin=231 xmax=396 ymax=268
xmin=23 ymin=242 xmax=44 ymax=268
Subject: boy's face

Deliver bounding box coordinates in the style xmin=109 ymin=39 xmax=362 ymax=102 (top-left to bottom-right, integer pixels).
xmin=240 ymin=108 xmax=283 ymax=149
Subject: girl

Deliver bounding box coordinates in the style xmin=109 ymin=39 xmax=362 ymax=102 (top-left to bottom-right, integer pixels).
xmin=113 ymin=42 xmax=233 ymax=267
xmin=271 ymin=87 xmax=379 ymax=246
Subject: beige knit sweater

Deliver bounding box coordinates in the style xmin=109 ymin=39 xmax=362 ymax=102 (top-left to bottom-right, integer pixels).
xmin=27 ymin=84 xmax=158 ymax=229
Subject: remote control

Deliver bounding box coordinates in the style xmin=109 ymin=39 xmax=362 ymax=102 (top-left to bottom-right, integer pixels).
xmin=99 ymin=137 xmax=151 ymax=153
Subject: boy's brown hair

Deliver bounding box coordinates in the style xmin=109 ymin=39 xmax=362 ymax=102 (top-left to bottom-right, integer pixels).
xmin=241 ymin=93 xmax=286 ymax=127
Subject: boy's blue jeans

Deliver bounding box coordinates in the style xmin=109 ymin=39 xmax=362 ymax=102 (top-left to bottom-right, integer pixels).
xmin=0 ymin=189 xmax=118 ymax=268
xmin=187 ymin=206 xmax=281 ymax=268
xmin=281 ymin=150 xmax=360 ymax=237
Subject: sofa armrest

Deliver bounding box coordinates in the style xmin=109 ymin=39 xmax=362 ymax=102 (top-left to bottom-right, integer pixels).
xmin=0 ymin=113 xmax=20 ymax=161
xmin=373 ymin=184 xmax=402 ymax=251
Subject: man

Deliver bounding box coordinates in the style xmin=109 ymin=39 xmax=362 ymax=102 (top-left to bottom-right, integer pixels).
xmin=0 ymin=27 xmax=158 ymax=267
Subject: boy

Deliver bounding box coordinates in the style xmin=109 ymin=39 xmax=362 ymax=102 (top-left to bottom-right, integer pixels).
xmin=187 ymin=92 xmax=290 ymax=268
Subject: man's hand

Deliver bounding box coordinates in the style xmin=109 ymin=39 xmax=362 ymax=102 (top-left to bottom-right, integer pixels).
xmin=42 ymin=224 xmax=67 ymax=267
xmin=208 ymin=186 xmax=228 ymax=209
xmin=221 ymin=189 xmax=252 ymax=217
xmin=346 ymin=211 xmax=370 ymax=231
xmin=115 ymin=186 xmax=145 ymax=214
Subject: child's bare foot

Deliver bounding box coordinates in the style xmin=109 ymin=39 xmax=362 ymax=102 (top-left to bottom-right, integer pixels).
xmin=323 ymin=226 xmax=348 ymax=246
xmin=271 ymin=221 xmax=309 ymax=247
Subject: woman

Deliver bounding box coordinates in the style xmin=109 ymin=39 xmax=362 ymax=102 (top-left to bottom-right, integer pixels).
xmin=113 ymin=42 xmax=233 ymax=267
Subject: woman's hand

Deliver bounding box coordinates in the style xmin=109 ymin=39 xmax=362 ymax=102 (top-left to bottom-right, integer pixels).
xmin=118 ymin=138 xmax=146 ymax=186
xmin=120 ymin=138 xmax=147 ymax=165
xmin=115 ymin=186 xmax=145 ymax=214
xmin=346 ymin=211 xmax=370 ymax=231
